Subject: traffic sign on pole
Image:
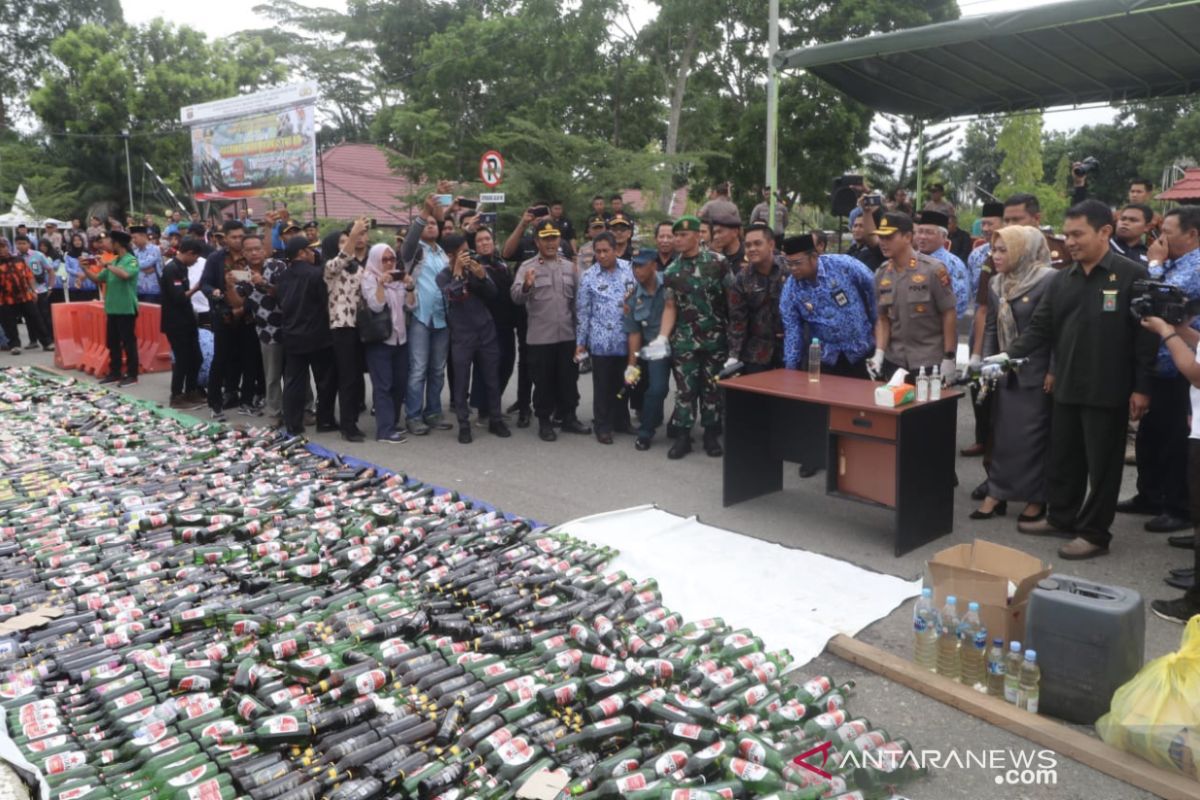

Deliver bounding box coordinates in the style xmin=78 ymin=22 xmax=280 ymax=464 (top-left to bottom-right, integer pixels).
xmin=480 ymin=192 xmax=506 ymax=204
xmin=480 ymin=150 xmax=504 ymax=187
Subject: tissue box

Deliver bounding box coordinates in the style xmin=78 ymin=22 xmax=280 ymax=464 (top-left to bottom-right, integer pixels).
xmin=874 ymin=384 xmax=914 ymax=407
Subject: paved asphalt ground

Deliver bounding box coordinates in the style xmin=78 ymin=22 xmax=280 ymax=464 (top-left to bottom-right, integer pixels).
xmin=19 ymin=347 xmax=1185 ymax=800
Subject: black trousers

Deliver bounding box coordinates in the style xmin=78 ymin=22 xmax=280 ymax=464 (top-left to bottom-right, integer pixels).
xmin=1 ymin=301 xmax=50 ymax=348
xmin=1134 ymin=374 xmax=1191 ymax=519
xmin=471 ymin=322 xmax=516 ymax=414
xmin=822 ymin=354 xmax=870 ymax=379
xmin=283 ymin=346 xmax=337 ymax=433
xmin=591 ymin=355 xmax=630 ymax=434
xmin=1187 ymin=441 xmax=1200 ymax=604
xmin=528 ymin=340 xmax=579 ymax=422
xmin=331 ymin=328 xmax=364 ymax=434
xmin=515 ymin=315 xmax=532 ymax=412
xmin=165 ymin=327 xmax=201 ymax=396
xmin=209 ymin=320 xmax=258 ymax=410
xmin=452 ymin=329 xmax=501 ymax=426
xmin=106 ymin=314 xmax=138 ymax=378
xmin=37 ymin=293 xmax=53 ymax=339
xmin=1046 ymin=402 xmax=1129 ymax=546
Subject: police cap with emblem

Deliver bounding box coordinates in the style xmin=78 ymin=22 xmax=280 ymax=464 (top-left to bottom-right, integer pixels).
xmin=875 ymin=212 xmax=914 ymax=237
xmin=534 ymin=219 xmax=561 ymax=239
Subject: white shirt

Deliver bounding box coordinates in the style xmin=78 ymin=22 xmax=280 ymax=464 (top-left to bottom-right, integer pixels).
xmin=188 ymin=257 xmax=210 ymax=315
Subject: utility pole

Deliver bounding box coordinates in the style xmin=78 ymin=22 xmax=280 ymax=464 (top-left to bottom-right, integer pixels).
xmin=123 ymin=130 xmax=135 ymax=215
xmin=766 ymin=0 xmax=780 ymax=229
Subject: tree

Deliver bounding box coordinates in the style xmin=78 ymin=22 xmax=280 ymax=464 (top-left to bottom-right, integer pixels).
xmin=870 ymin=115 xmax=953 ymax=190
xmin=30 ymin=22 xmax=284 ymax=215
xmin=0 ymin=0 xmax=123 ymax=129
xmin=943 ymin=119 xmax=1002 ymax=201
xmin=0 ymin=135 xmax=80 ymax=219
xmin=995 ymin=113 xmax=1045 ymax=198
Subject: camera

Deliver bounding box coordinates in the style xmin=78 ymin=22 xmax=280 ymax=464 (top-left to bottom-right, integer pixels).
xmin=864 ymin=193 xmax=884 ymax=208
xmin=1130 ymin=280 xmax=1200 ymax=325
xmin=1073 ymin=156 xmax=1100 ymax=177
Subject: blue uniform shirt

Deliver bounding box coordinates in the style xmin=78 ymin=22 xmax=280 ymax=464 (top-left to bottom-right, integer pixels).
xmin=133 ymin=242 xmax=164 ymax=297
xmin=780 ymin=253 xmax=877 ymax=369
xmin=1156 ymin=247 xmax=1200 ymax=377
xmin=968 ymin=243 xmax=990 ymax=298
xmin=928 ymin=247 xmax=970 ymax=317
xmin=623 ymin=272 xmax=666 ymax=343
xmin=577 ymin=261 xmax=636 ymax=356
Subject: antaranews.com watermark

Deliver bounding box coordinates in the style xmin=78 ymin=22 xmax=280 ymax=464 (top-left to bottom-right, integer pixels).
xmin=838 ymin=746 xmax=1060 ymax=786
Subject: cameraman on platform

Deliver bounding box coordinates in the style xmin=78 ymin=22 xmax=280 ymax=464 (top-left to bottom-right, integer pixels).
xmin=1118 ymin=206 xmax=1200 ymax=534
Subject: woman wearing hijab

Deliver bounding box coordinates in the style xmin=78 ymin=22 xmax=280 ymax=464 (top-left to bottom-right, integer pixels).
xmin=972 ymin=226 xmax=1056 ymax=521
xmin=64 ymin=233 xmax=97 ymax=300
xmin=361 ymin=243 xmax=416 ymax=443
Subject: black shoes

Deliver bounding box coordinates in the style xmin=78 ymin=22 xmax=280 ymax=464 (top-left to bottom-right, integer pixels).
xmin=1168 ymin=534 xmax=1195 ymax=550
xmin=969 ymin=501 xmax=1008 ymax=520
xmin=560 ymin=419 xmax=592 ymax=435
xmin=798 ymin=464 xmax=818 ymax=478
xmin=702 ymin=427 xmax=722 ymax=457
xmin=341 ymin=430 xmax=365 ymax=443
xmin=517 ymin=410 xmax=531 ymax=428
xmin=1116 ymin=495 xmax=1158 ymax=515
xmin=1146 ymin=514 xmax=1191 ymax=534
xmin=119 ymin=376 xmax=138 ymax=387
xmin=668 ymin=436 xmax=692 ymax=460
xmin=458 ymin=427 xmax=472 ymax=444
xmin=489 ymin=420 xmax=512 ymax=438
xmin=635 ymin=437 xmax=651 ymax=451
xmin=596 ymin=432 xmax=613 ymax=445
xmin=538 ymin=421 xmax=557 ymax=442
xmin=1151 ymin=597 xmax=1200 ymax=624
xmin=316 ymin=423 xmax=339 ymax=433
xmin=99 ymin=374 xmax=121 ymax=385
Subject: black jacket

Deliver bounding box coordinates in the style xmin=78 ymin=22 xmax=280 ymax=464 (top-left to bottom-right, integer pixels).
xmin=276 ymin=259 xmax=331 ymax=354
xmin=158 ymin=259 xmax=197 ymax=334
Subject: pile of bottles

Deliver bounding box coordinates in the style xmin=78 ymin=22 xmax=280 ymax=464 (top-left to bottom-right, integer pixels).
xmin=0 ymin=368 xmax=929 ymax=800
xmin=912 ymin=589 xmax=1040 ymax=711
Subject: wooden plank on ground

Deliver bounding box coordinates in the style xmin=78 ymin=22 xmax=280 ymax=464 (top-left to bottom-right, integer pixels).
xmin=827 ymin=634 xmax=1200 ymax=800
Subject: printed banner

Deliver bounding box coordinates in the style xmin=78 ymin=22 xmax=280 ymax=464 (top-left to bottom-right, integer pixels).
xmin=182 ymin=83 xmax=318 ymax=201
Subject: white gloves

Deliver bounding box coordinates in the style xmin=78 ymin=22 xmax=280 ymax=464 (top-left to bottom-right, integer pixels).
xmin=866 ymin=348 xmax=885 ymax=379
xmin=623 ymin=365 xmax=641 ymax=386
xmin=641 ymin=335 xmax=670 ymax=361
xmin=723 ymin=357 xmax=739 ymax=371
xmin=940 ymin=358 xmax=957 ymax=385
xmin=983 ymin=352 xmax=1009 ymax=366
xmin=969 ymin=353 xmax=982 ymax=370
xmin=980 ymin=363 xmax=1005 ymax=381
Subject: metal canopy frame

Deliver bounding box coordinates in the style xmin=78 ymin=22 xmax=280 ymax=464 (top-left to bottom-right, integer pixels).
xmin=765 ymin=0 xmax=1200 ymax=202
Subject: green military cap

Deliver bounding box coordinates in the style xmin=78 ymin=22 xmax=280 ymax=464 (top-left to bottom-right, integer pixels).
xmin=672 ymin=215 xmax=702 ymax=233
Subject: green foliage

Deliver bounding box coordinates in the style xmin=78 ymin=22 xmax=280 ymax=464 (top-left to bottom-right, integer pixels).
xmin=995 ymin=113 xmax=1045 ymax=198
xmin=0 ymin=135 xmax=80 ymax=219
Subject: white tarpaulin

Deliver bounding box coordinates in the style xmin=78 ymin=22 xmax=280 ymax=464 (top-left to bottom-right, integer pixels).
xmin=556 ymin=505 xmax=922 ymax=668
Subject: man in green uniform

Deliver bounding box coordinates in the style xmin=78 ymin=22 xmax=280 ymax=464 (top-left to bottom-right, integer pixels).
xmin=79 ymin=230 xmax=140 ymax=386
xmin=661 ymin=215 xmax=734 ymax=459
xmin=868 ymin=212 xmax=958 ymax=383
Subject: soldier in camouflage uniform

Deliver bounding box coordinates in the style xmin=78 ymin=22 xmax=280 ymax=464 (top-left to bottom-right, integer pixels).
xmin=725 ymin=222 xmax=786 ymax=372
xmin=662 ymin=215 xmax=734 ymax=460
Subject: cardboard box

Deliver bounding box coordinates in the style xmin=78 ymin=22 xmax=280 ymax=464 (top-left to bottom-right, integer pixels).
xmin=925 ymin=540 xmax=1052 ymax=645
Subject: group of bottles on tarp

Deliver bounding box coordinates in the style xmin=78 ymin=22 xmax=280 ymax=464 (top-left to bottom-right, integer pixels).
xmin=0 ymin=367 xmax=928 ymax=800
xmin=911 ymin=589 xmax=1040 ymax=711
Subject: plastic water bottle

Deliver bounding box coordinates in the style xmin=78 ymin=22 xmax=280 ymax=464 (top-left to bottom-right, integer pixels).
xmin=986 ymin=638 xmax=1006 ymax=697
xmin=957 ymin=601 xmax=987 ymax=691
xmin=930 ymin=366 xmax=942 ymax=400
xmin=912 ymin=587 xmax=937 ymax=671
xmin=915 ymin=367 xmax=929 ymax=401
xmin=935 ymin=595 xmax=960 ymax=680
xmin=808 ymin=338 xmax=821 ymax=382
xmin=1017 ymin=650 xmax=1041 ymax=713
xmin=1004 ymin=641 xmax=1023 ymax=704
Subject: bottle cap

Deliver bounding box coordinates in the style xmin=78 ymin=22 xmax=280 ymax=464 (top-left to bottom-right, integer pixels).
xmin=1010 ymin=641 xmax=1022 ymax=651
xmin=811 ymin=337 xmax=819 ymax=344
xmin=968 ymin=602 xmax=979 ymax=612
xmin=921 ymin=587 xmax=932 ymax=598
xmin=1025 ymin=650 xmax=1037 ymax=661
xmin=945 ymin=595 xmax=956 ymax=605
xmin=993 ymin=638 xmax=1003 ymax=646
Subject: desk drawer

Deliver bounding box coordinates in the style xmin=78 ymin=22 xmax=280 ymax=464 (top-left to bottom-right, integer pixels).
xmin=829 ymin=407 xmax=897 ymax=441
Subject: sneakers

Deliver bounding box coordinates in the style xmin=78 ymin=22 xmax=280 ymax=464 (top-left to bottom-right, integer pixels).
xmin=8 ymin=346 xmax=20 ymax=355
xmin=119 ymin=376 xmax=138 ymax=387
xmin=407 ymin=419 xmax=430 ymax=436
xmin=98 ymin=374 xmax=121 ymax=385
xmin=425 ymin=415 xmax=453 ymax=431
xmin=251 ymin=395 xmax=265 ymax=410
xmin=378 ymin=431 xmax=407 ymax=444
xmin=238 ymin=405 xmax=263 ymax=417
xmin=42 ymin=343 xmax=55 ymax=352
xmin=1150 ymin=597 xmax=1200 ymax=624
xmin=635 ymin=437 xmax=651 ymax=451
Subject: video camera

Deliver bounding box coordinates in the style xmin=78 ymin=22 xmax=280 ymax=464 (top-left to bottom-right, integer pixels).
xmin=1130 ymin=280 xmax=1200 ymax=325
xmin=1072 ymin=156 xmax=1100 ymax=178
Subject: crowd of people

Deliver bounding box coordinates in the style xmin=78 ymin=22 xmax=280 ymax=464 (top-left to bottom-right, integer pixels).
xmin=2 ymin=173 xmax=1198 ymax=624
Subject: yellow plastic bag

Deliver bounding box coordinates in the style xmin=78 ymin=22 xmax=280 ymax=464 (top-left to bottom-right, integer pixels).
xmin=1096 ymin=615 xmax=1200 ymax=777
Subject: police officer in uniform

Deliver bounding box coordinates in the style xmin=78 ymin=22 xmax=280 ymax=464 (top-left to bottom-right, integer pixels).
xmin=661 ymin=215 xmax=734 ymax=459
xmin=511 ymin=219 xmax=591 ymax=442
xmin=868 ymin=212 xmax=958 ymax=383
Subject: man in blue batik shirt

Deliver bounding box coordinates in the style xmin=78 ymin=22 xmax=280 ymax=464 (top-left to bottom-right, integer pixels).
xmin=779 ymin=233 xmax=876 ymax=378
xmin=914 ymin=210 xmax=970 ymax=317
xmin=576 ymin=232 xmax=636 ymax=444
xmin=1118 ymin=205 xmax=1200 ymax=534
xmin=130 ymin=225 xmax=164 ymax=301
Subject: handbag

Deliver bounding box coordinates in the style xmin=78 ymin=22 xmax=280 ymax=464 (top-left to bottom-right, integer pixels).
xmin=357 ymin=299 xmax=393 ymax=344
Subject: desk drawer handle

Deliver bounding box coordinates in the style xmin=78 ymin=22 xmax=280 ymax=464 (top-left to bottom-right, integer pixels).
xmin=852 ymin=418 xmax=873 ymax=429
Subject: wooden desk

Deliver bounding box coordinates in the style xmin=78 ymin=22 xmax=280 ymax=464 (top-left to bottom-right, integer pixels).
xmin=721 ymin=370 xmax=962 ymax=556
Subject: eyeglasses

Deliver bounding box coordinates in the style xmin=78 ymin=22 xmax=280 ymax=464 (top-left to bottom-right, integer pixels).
xmin=381 ymin=255 xmax=397 ymax=262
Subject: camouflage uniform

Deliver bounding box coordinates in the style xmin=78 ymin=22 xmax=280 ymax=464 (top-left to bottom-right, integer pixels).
xmin=726 ymin=256 xmax=786 ymax=367
xmin=664 ymin=249 xmax=733 ymax=430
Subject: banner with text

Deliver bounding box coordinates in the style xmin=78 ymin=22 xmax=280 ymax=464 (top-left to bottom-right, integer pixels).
xmin=181 ymin=83 xmax=319 ymax=201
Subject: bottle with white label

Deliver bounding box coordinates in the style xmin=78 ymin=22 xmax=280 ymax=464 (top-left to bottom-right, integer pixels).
xmin=915 ymin=367 xmax=929 ymax=401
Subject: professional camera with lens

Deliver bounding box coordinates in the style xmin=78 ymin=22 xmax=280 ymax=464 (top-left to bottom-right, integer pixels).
xmin=1073 ymin=156 xmax=1100 ymax=177
xmin=1130 ymin=279 xmax=1200 ymax=325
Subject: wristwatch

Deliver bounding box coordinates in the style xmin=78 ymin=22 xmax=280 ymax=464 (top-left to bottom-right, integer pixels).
xmin=943 ymin=351 xmax=955 ymax=359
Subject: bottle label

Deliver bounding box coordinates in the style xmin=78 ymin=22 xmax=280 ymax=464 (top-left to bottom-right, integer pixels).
xmin=180 ymin=608 xmax=206 ymax=621
xmin=553 ymin=684 xmax=578 ymax=705
xmin=495 ymin=738 xmax=534 ymax=766
xmin=594 ymin=717 xmax=624 ymax=730
xmin=113 ymin=689 xmax=145 ymax=709
xmin=355 ymin=669 xmax=387 ymax=695
xmin=266 ymin=715 xmax=300 ymax=734
xmin=237 ymin=698 xmax=259 ymax=720
xmin=852 ymin=730 xmax=886 ymax=751
xmin=594 ymin=672 xmax=625 ymax=689
xmin=149 ymin=736 xmax=182 ymax=754
xmin=168 ymin=766 xmax=209 ymax=787
xmin=835 ymin=720 xmax=869 ymax=742
xmin=800 ymin=676 xmax=831 ymax=699
xmin=742 ymin=684 xmax=768 ymax=706
xmin=177 ymin=675 xmax=211 ymax=692
xmin=44 ymin=751 xmax=87 ymax=774
xmin=730 ymin=758 xmax=768 ymax=781
xmin=26 ymin=735 xmax=68 ymax=752
xmin=596 ymin=696 xmax=623 ymax=717
xmin=673 ymin=724 xmax=702 ymax=740
xmin=808 ymin=709 xmax=846 ymax=730
xmin=187 ymin=779 xmax=224 ymax=800
xmin=913 ymin=616 xmax=928 ymax=633
xmin=738 ymin=740 xmax=767 ymax=765
xmin=614 ymin=773 xmax=648 ymax=792
xmin=483 ymin=728 xmax=514 ymax=750
xmin=271 ymin=639 xmax=298 ymax=660
xmin=610 ymin=759 xmax=638 ymax=777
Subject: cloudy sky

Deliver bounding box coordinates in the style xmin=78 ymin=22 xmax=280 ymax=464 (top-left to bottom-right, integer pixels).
xmin=118 ymin=0 xmax=1116 ymax=133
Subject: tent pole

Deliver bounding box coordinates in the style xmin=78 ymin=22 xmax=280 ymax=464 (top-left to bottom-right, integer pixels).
xmin=915 ymin=119 xmax=925 ymax=209
xmin=766 ymin=0 xmax=779 ymax=231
